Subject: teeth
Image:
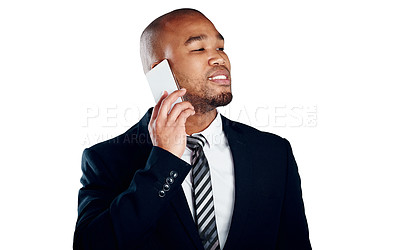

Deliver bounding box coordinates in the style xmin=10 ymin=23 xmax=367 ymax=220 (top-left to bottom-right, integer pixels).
xmin=208 ymin=75 xmax=227 ymax=80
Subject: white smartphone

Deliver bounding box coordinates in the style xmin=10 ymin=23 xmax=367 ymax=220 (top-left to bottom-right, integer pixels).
xmin=145 ymin=59 xmax=183 ymax=108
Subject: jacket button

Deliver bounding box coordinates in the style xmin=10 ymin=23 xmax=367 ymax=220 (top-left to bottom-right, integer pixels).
xmin=158 ymin=190 xmax=166 ymax=198
xmin=170 ymin=171 xmax=178 ymax=178
xmin=166 ymin=177 xmax=174 ymax=184
xmin=163 ymin=184 xmax=170 ymax=191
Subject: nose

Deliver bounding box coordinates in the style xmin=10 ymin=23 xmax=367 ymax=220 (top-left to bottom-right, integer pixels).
xmin=208 ymin=51 xmax=226 ymax=66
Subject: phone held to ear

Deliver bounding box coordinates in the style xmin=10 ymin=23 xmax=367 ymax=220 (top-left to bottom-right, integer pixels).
xmin=145 ymin=59 xmax=183 ymax=110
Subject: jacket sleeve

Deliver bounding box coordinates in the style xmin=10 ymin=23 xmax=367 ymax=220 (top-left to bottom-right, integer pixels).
xmin=276 ymin=139 xmax=312 ymax=249
xmin=73 ymin=146 xmax=192 ymax=250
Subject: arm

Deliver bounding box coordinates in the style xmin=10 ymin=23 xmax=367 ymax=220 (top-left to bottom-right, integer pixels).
xmin=73 ymin=146 xmax=191 ymax=249
xmin=74 ymin=89 xmax=195 ymax=249
xmin=276 ymin=139 xmax=312 ymax=249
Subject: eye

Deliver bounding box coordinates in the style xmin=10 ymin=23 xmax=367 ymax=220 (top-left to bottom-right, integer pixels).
xmin=217 ymin=48 xmax=225 ymax=51
xmin=192 ymin=48 xmax=205 ymax=52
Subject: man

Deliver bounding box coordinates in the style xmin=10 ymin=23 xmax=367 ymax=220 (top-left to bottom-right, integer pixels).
xmin=74 ymin=8 xmax=311 ymax=250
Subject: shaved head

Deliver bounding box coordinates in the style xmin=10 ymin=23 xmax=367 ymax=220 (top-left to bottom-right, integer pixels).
xmin=140 ymin=8 xmax=206 ymax=73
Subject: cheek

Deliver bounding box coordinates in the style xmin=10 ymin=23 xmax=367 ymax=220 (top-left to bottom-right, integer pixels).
xmin=182 ymin=57 xmax=204 ymax=74
xmin=174 ymin=59 xmax=205 ymax=82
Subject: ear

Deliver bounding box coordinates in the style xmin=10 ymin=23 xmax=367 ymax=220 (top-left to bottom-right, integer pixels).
xmin=151 ymin=59 xmax=166 ymax=69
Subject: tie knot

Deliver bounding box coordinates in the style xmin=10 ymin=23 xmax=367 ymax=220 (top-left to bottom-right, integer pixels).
xmin=186 ymin=134 xmax=207 ymax=151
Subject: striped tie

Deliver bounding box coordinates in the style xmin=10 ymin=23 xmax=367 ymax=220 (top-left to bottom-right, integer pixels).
xmin=187 ymin=134 xmax=220 ymax=250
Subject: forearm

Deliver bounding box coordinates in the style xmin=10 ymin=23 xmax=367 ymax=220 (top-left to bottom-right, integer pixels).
xmin=73 ymin=146 xmax=191 ymax=249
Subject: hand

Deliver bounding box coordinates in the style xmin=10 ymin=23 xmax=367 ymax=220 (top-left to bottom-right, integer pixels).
xmin=148 ymin=88 xmax=195 ymax=158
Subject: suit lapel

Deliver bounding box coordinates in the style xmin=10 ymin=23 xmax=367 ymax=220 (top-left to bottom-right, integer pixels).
xmin=221 ymin=115 xmax=253 ymax=249
xmin=170 ymin=188 xmax=204 ymax=249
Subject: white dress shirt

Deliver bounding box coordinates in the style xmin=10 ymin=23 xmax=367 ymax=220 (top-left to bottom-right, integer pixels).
xmin=181 ymin=112 xmax=235 ymax=249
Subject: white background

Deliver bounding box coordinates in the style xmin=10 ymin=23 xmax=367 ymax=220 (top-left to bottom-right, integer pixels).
xmin=1 ymin=0 xmax=399 ymax=249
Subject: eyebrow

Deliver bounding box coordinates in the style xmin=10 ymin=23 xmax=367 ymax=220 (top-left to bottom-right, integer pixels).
xmin=184 ymin=33 xmax=224 ymax=46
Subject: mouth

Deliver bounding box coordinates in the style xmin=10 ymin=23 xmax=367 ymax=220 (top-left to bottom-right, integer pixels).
xmin=207 ymin=69 xmax=231 ymax=86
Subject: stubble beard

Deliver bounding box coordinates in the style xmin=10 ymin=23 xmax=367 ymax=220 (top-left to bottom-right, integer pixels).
xmin=182 ymin=80 xmax=233 ymax=114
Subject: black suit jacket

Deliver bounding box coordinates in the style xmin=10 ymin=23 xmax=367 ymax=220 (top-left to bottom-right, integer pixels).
xmin=74 ymin=108 xmax=311 ymax=249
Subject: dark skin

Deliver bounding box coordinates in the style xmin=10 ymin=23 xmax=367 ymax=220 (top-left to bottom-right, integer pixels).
xmin=148 ymin=14 xmax=232 ymax=158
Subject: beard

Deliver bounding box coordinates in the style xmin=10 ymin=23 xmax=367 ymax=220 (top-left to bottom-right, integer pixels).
xmin=184 ymin=89 xmax=233 ymax=114
xmin=175 ymin=66 xmax=233 ymax=114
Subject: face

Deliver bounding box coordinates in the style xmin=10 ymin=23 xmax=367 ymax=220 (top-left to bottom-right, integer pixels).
xmin=158 ymin=14 xmax=232 ymax=113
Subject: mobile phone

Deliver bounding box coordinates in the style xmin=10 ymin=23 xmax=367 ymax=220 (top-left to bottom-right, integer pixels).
xmin=145 ymin=59 xmax=183 ymax=108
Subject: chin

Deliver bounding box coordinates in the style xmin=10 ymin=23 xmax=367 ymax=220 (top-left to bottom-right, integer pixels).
xmin=209 ymin=92 xmax=233 ymax=108
xmin=184 ymin=90 xmax=233 ymax=114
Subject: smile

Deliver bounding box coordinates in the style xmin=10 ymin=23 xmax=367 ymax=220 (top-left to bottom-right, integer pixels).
xmin=207 ymin=75 xmax=231 ymax=86
xmin=208 ymin=75 xmax=228 ymax=80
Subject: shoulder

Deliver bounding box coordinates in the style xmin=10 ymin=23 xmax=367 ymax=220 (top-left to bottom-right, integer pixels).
xmin=80 ymin=109 xmax=153 ymax=186
xmin=221 ymin=114 xmax=289 ymax=148
xmin=88 ymin=124 xmax=148 ymax=154
xmin=87 ymin=108 xmax=153 ymax=156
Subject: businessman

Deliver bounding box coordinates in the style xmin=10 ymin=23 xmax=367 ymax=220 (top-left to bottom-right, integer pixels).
xmin=74 ymin=8 xmax=311 ymax=250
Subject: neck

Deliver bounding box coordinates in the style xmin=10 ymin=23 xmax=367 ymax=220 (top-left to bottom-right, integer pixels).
xmin=185 ymin=109 xmax=217 ymax=135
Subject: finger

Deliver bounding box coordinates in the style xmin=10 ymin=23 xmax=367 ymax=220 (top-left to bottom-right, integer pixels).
xmin=176 ymin=108 xmax=196 ymax=126
xmin=150 ymin=91 xmax=168 ymax=122
xmin=158 ymin=88 xmax=186 ymax=118
xmin=166 ymin=101 xmax=195 ymax=124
